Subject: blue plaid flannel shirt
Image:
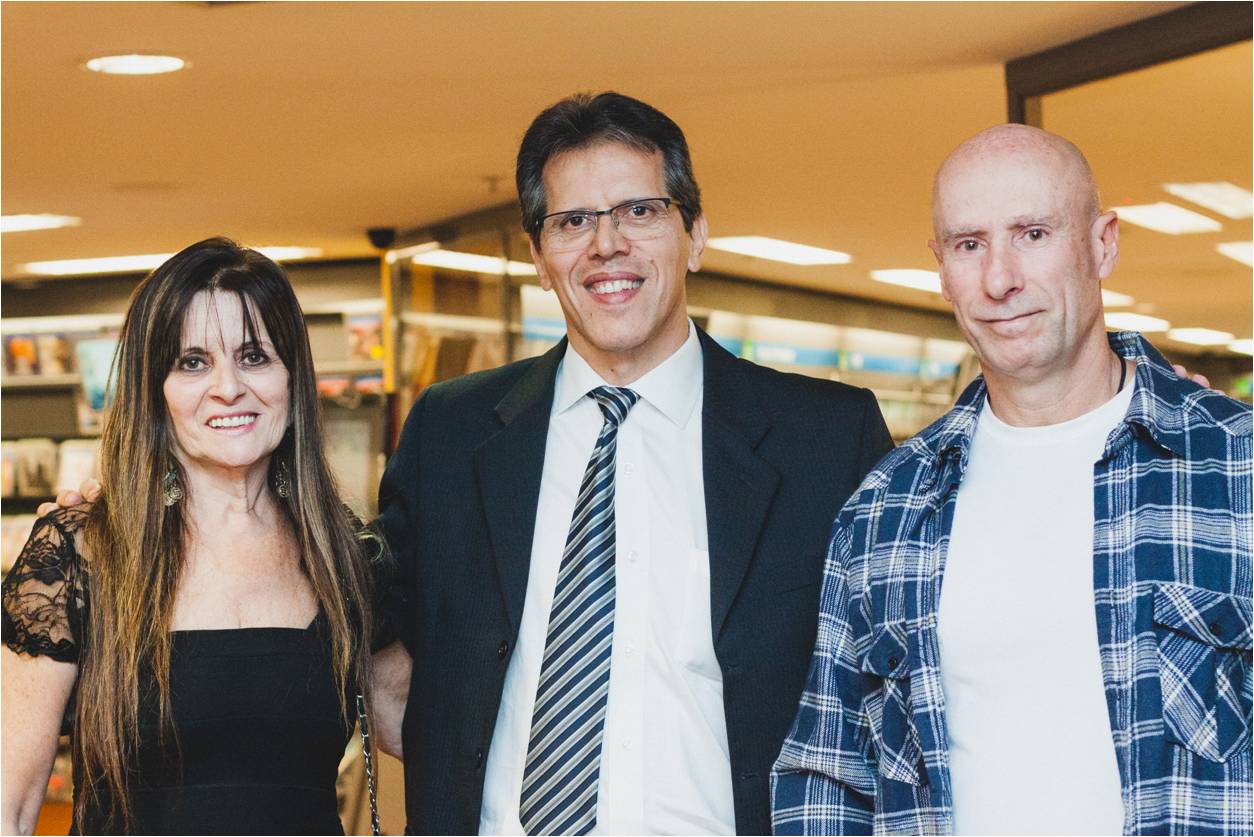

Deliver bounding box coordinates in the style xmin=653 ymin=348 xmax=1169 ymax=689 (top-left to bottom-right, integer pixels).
xmin=772 ymin=332 xmax=1253 ymax=835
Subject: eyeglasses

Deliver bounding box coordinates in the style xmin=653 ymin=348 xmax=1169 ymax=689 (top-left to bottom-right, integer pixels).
xmin=538 ymin=197 xmax=685 ymax=251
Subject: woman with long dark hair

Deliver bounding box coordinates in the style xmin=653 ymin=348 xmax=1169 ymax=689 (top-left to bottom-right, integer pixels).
xmin=1 ymin=238 xmax=389 ymax=834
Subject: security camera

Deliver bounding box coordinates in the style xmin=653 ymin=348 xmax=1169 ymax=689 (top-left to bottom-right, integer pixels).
xmin=366 ymin=227 xmax=397 ymax=249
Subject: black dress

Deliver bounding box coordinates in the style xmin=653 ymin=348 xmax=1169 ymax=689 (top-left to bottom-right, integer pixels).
xmin=1 ymin=506 xmax=382 ymax=835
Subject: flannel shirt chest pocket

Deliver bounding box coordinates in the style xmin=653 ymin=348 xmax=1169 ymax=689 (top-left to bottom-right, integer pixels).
xmin=1152 ymin=582 xmax=1253 ymax=763
xmin=861 ymin=621 xmax=924 ymax=786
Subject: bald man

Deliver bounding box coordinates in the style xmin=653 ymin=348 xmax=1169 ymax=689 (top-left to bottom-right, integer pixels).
xmin=771 ymin=125 xmax=1252 ymax=835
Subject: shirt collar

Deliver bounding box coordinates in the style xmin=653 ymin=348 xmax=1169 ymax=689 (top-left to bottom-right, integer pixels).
xmin=1113 ymin=330 xmax=1194 ymax=458
xmin=928 ymin=330 xmax=1191 ymax=472
xmin=552 ymin=320 xmax=703 ymax=426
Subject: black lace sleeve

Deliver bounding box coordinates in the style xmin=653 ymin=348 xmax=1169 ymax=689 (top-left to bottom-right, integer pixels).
xmin=1 ymin=506 xmax=90 ymax=663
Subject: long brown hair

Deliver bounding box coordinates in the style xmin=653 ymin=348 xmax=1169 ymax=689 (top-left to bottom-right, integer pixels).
xmin=76 ymin=238 xmax=376 ymax=831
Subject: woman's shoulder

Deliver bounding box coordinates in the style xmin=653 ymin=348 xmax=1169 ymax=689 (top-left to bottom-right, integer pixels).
xmin=2 ymin=503 xmax=92 ymax=661
xmin=38 ymin=503 xmax=93 ymax=536
xmin=29 ymin=503 xmax=93 ymax=564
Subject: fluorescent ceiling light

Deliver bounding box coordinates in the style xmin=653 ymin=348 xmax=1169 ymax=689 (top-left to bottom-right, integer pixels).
xmin=1167 ymin=327 xmax=1234 ymax=346
xmin=1 ymin=214 xmax=82 ymax=233
xmin=870 ymin=269 xmax=941 ymax=293
xmin=85 ymin=54 xmax=185 ymax=75
xmin=254 ymin=246 xmax=322 ymax=261
xmin=412 ymin=249 xmax=537 ymax=276
xmin=708 ymin=236 xmax=851 ymax=265
xmin=386 ymin=241 xmax=440 ymax=263
xmin=22 ymin=253 xmax=170 ymax=275
xmin=1105 ymin=312 xmax=1170 ymax=332
xmin=1112 ymin=202 xmax=1222 ymax=235
xmin=1162 ymin=182 xmax=1253 ymax=219
xmin=20 ymin=245 xmax=320 ymax=276
xmin=1216 ymin=241 xmax=1253 ymax=268
xmin=1228 ymin=339 xmax=1254 ymax=355
xmin=1101 ymin=289 xmax=1134 ymax=307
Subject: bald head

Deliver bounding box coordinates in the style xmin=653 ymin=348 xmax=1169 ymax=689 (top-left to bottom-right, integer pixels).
xmin=932 ymin=124 xmax=1100 ymax=237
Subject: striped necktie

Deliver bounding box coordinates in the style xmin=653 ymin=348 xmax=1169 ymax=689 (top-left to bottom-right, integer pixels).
xmin=519 ymin=385 xmax=639 ymax=836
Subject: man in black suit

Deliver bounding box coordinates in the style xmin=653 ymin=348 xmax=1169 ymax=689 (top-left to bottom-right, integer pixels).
xmin=372 ymin=91 xmax=893 ymax=835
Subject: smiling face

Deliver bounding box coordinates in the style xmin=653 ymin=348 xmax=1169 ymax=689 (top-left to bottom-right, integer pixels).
xmin=162 ymin=290 xmax=290 ymax=475
xmin=529 ymin=142 xmax=707 ymax=383
xmin=928 ymin=131 xmax=1118 ymax=387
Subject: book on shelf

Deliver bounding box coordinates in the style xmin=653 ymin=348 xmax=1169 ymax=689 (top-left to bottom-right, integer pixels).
xmin=1 ymin=515 xmax=38 ymax=573
xmin=15 ymin=438 xmax=57 ymax=497
xmin=1 ymin=442 xmax=15 ymax=498
xmin=56 ymin=439 xmax=100 ymax=494
xmin=4 ymin=334 xmax=39 ymax=376
xmin=74 ymin=335 xmax=120 ymax=434
xmin=36 ymin=333 xmax=73 ymax=376
xmin=346 ymin=314 xmax=384 ymax=362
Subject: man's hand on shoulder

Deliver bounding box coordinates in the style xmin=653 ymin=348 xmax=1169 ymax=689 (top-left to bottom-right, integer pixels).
xmin=37 ymin=478 xmax=101 ymax=517
xmin=1172 ymin=363 xmax=1212 ymax=389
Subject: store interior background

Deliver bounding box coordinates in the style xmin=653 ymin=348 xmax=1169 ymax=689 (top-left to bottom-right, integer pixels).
xmin=2 ymin=2 xmax=1251 ymax=833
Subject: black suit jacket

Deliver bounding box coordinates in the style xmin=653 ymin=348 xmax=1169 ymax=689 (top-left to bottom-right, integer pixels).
xmin=378 ymin=328 xmax=893 ymax=835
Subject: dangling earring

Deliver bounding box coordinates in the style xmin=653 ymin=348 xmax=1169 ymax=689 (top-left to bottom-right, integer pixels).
xmin=162 ymin=467 xmax=184 ymax=506
xmin=273 ymin=460 xmax=291 ymax=499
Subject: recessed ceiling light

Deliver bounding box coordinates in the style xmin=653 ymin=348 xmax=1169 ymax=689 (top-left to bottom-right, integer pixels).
xmin=20 ymin=245 xmax=320 ymax=276
xmin=870 ymin=269 xmax=941 ymax=293
xmin=412 ymin=249 xmax=537 ymax=276
xmin=1 ymin=214 xmax=82 ymax=233
xmin=1228 ymin=338 xmax=1254 ymax=356
xmin=1105 ymin=312 xmax=1170 ymax=332
xmin=707 ymin=236 xmax=851 ymax=265
xmin=1216 ymin=241 xmax=1253 ymax=268
xmin=1112 ymin=202 xmax=1223 ymax=235
xmin=1101 ymin=289 xmax=1135 ymax=307
xmin=85 ymin=54 xmax=186 ymax=75
xmin=1162 ymin=182 xmax=1253 ymax=220
xmin=1167 ymin=327 xmax=1235 ymax=346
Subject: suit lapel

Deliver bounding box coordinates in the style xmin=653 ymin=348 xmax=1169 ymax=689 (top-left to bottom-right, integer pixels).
xmin=698 ymin=329 xmax=780 ymax=640
xmin=474 ymin=340 xmax=566 ymax=634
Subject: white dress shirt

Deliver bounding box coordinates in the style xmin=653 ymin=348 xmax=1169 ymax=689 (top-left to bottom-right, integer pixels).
xmin=479 ymin=321 xmax=737 ymax=835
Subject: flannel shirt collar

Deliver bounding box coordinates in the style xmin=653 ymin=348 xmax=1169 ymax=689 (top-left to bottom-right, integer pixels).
xmin=926 ymin=331 xmax=1189 ymax=477
xmin=1114 ymin=330 xmax=1196 ymax=459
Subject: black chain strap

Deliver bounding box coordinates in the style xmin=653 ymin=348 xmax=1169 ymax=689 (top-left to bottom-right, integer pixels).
xmin=356 ymin=693 xmax=381 ymax=836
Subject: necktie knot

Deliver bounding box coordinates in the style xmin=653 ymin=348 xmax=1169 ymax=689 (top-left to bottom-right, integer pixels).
xmin=589 ymin=386 xmax=638 ymax=428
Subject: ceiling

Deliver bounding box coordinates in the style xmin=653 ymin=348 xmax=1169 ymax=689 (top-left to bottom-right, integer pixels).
xmin=3 ymin=1 xmax=1249 ymax=352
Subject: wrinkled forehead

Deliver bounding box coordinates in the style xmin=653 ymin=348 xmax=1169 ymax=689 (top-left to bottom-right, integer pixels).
xmin=178 ymin=290 xmax=269 ymax=348
xmin=933 ymin=148 xmax=1087 ymax=230
xmin=543 ymin=142 xmax=666 ymax=208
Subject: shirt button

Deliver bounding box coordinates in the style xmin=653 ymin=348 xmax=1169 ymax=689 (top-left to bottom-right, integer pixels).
xmin=622 ymin=738 xmax=633 ymax=750
xmin=1209 ymin=622 xmax=1223 ymax=637
xmin=622 ymin=462 xmax=634 ymax=476
xmin=497 ymin=640 xmax=510 ymax=659
xmin=624 ymin=642 xmax=636 ymax=656
xmin=627 ymin=550 xmax=639 ymax=563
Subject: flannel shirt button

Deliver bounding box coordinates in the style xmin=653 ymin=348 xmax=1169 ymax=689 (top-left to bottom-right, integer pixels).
xmin=887 ymin=655 xmax=900 ymax=669
xmin=1209 ymin=621 xmax=1223 ymax=637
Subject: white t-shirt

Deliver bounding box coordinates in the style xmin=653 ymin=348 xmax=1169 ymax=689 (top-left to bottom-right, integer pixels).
xmin=479 ymin=321 xmax=736 ymax=835
xmin=938 ymin=382 xmax=1133 ymax=835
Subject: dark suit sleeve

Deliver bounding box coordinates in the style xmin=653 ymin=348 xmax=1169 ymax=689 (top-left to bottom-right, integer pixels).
xmin=376 ymin=389 xmax=429 ymax=657
xmin=855 ymin=388 xmax=894 ymax=477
